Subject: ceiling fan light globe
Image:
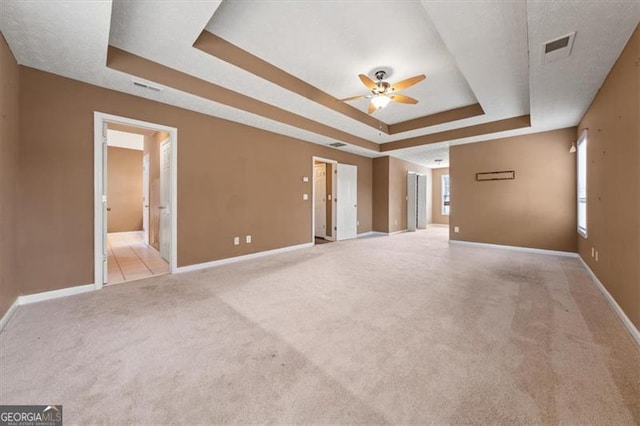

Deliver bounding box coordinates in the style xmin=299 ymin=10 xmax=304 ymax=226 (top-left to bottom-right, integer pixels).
xmin=371 ymin=95 xmax=391 ymax=109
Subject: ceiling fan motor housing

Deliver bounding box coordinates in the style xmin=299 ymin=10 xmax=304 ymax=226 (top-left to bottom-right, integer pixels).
xmin=375 ymin=81 xmax=391 ymax=94
xmin=373 ymin=71 xmax=391 ymax=94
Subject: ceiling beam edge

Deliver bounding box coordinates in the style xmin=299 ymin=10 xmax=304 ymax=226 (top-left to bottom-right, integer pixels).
xmin=194 ymin=30 xmax=391 ymax=135
xmin=380 ymin=115 xmax=532 ymax=152
xmin=388 ymin=103 xmax=485 ymax=134
xmin=106 ymin=45 xmax=381 ymax=153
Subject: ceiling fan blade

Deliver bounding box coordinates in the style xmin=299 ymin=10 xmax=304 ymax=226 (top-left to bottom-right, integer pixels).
xmin=390 ymin=94 xmax=419 ymax=104
xmin=367 ymin=102 xmax=376 ymax=114
xmin=390 ymin=74 xmax=426 ymax=91
xmin=359 ymin=74 xmax=378 ymax=90
xmin=339 ymin=95 xmax=368 ymax=102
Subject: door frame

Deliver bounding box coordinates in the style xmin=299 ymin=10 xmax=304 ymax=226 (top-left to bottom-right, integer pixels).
xmin=313 ymin=162 xmax=327 ymax=239
xmin=142 ymin=153 xmax=150 ymax=246
xmin=311 ymin=156 xmax=337 ymax=243
xmin=93 ymin=112 xmax=178 ymax=290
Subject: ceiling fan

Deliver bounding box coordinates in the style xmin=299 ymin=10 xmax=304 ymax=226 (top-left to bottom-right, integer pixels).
xmin=340 ymin=70 xmax=427 ymax=114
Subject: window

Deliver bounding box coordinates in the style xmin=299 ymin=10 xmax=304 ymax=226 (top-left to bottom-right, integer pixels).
xmin=442 ymin=174 xmax=450 ymax=215
xmin=577 ymin=130 xmax=587 ymax=237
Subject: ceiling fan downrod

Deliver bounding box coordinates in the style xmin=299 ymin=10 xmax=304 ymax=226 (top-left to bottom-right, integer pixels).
xmin=374 ymin=70 xmax=387 ymax=81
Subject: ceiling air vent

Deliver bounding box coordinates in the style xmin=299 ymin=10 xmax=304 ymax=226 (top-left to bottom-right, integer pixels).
xmin=329 ymin=142 xmax=347 ymax=148
xmin=542 ymin=32 xmax=576 ymax=64
xmin=132 ymin=80 xmax=163 ymax=92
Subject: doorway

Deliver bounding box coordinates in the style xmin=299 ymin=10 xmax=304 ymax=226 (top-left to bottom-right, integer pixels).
xmin=312 ymin=157 xmax=358 ymax=243
xmin=94 ymin=113 xmax=177 ymax=289
xmin=407 ymin=172 xmax=428 ymax=231
xmin=314 ymin=160 xmax=333 ymax=244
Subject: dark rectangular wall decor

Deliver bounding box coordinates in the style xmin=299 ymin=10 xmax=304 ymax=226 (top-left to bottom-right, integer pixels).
xmin=476 ymin=170 xmax=515 ymax=181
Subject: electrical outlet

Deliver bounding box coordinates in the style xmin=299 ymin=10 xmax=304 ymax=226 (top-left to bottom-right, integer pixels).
xmin=246 ymin=235 xmax=252 ymax=244
xmin=303 ymin=193 xmax=309 ymax=200
xmin=302 ymin=176 xmax=309 ymax=182
xmin=233 ymin=236 xmax=240 ymax=246
xmin=454 ymin=226 xmax=459 ymax=233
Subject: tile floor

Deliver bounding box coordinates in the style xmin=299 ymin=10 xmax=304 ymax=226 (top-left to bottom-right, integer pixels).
xmin=107 ymin=231 xmax=169 ymax=284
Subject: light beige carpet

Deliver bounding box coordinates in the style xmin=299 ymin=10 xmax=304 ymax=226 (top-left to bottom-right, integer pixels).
xmin=1 ymin=228 xmax=638 ymax=424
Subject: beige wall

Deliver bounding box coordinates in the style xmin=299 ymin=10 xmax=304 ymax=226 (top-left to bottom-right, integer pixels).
xmin=0 ymin=33 xmax=19 ymax=318
xmin=144 ymin=132 xmax=165 ymax=251
xmin=17 ymin=66 xmax=373 ymax=295
xmin=577 ymin=24 xmax=639 ymax=329
xmin=107 ymin=147 xmax=143 ymax=232
xmin=372 ymin=156 xmax=430 ymax=233
xmin=450 ymin=128 xmax=577 ymax=252
xmin=372 ymin=157 xmax=390 ymax=233
xmin=431 ymin=168 xmax=450 ymax=225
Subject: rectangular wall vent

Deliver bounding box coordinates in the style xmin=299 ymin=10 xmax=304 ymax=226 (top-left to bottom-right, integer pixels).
xmin=545 ymin=37 xmax=570 ymax=53
xmin=133 ymin=80 xmax=163 ymax=92
xmin=542 ymin=31 xmax=576 ymax=64
xmin=329 ymin=142 xmax=347 ymax=148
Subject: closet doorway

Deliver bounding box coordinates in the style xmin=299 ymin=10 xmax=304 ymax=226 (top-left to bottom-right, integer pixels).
xmin=313 ymin=159 xmax=335 ymax=245
xmin=312 ymin=156 xmax=358 ymax=244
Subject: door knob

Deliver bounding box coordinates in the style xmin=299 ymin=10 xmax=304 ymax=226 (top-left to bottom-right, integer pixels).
xmin=144 ymin=205 xmax=149 ymax=208
xmin=158 ymin=206 xmax=166 ymax=210
xmin=106 ymin=207 xmax=111 ymax=211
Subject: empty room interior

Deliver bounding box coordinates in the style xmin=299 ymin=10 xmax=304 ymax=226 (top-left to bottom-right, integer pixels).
xmin=0 ymin=1 xmax=638 ymax=424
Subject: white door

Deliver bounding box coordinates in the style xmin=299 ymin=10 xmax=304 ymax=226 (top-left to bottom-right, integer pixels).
xmin=142 ymin=154 xmax=150 ymax=245
xmin=101 ymin=122 xmax=108 ymax=284
xmin=314 ymin=163 xmax=327 ymax=238
xmin=159 ymin=139 xmax=171 ymax=261
xmin=407 ymin=173 xmax=417 ymax=231
xmin=417 ymin=174 xmax=427 ymax=229
xmin=336 ymin=163 xmax=357 ymax=240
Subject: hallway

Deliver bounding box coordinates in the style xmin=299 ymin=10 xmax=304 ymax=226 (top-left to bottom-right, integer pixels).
xmin=107 ymin=231 xmax=169 ymax=284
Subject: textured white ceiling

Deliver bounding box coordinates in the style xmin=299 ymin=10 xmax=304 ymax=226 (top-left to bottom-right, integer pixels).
xmin=0 ymin=0 xmax=637 ymax=167
xmin=206 ymin=0 xmax=478 ymax=124
xmin=527 ymin=0 xmax=640 ymax=131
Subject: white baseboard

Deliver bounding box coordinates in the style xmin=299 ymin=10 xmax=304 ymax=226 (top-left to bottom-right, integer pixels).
xmin=388 ymin=230 xmax=408 ymax=235
xmin=176 ymin=242 xmax=314 ymax=273
xmin=19 ymin=284 xmax=95 ymax=305
xmin=0 ymin=297 xmax=20 ymax=332
xmin=1 ymin=283 xmax=95 ymax=332
xmin=578 ymin=257 xmax=640 ymax=346
xmin=449 ymin=240 xmax=579 ymax=258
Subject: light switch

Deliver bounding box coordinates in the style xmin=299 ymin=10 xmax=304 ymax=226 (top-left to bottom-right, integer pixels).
xmin=246 ymin=235 xmax=252 ymax=244
xmin=454 ymin=226 xmax=459 ymax=233
xmin=233 ymin=237 xmax=240 ymax=246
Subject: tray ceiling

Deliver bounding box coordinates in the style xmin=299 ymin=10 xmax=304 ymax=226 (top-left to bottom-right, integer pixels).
xmin=0 ymin=0 xmax=638 ymax=165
